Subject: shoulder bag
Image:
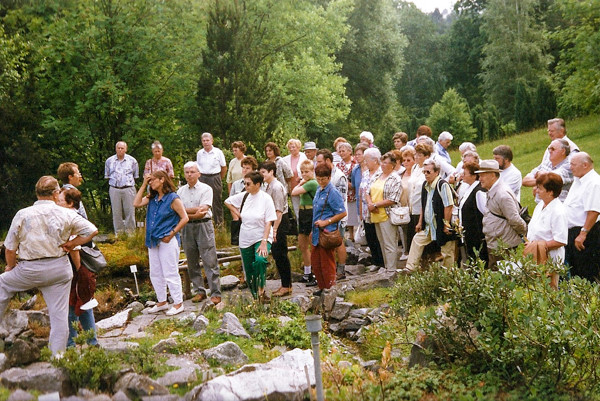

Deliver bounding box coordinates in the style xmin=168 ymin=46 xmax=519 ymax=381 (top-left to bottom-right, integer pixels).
xmin=79 ymin=243 xmax=107 ymax=274
xmin=230 ymin=192 xmax=250 ymax=246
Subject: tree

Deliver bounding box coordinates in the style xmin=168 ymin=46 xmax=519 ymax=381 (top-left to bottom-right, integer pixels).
xmin=514 ymin=79 xmax=536 ymax=132
xmin=426 ymin=88 xmax=476 ymax=143
xmin=533 ymin=78 xmax=557 ymax=125
xmin=196 ymin=0 xmax=352 ymax=152
xmin=480 ymin=0 xmax=551 ymax=122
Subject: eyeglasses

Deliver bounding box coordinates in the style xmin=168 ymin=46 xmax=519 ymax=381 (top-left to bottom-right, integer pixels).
xmin=423 ymin=170 xmax=433 ymax=174
xmin=244 ymin=181 xmax=253 ymax=186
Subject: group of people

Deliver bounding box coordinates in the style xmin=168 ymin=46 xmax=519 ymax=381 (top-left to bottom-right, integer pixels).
xmin=2 ymin=117 xmax=599 ymax=356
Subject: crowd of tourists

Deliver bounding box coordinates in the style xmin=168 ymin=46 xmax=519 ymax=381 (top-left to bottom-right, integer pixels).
xmin=2 ymin=117 xmax=599 ymax=356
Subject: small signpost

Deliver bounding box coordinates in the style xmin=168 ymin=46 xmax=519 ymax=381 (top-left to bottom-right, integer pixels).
xmin=130 ymin=265 xmax=140 ymax=296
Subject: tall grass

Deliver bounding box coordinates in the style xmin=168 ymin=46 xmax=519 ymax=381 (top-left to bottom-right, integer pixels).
xmin=450 ymin=114 xmax=600 ymax=210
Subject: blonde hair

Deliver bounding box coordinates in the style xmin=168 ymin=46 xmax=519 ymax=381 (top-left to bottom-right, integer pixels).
xmin=300 ymin=160 xmax=315 ymax=171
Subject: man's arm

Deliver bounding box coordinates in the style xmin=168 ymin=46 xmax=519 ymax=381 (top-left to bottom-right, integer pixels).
xmin=575 ymin=211 xmax=600 ymax=251
xmin=220 ymin=165 xmax=227 ymax=180
xmin=5 ymin=248 xmax=17 ymax=271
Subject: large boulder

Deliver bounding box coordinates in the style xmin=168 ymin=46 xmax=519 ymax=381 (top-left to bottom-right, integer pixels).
xmin=329 ymin=302 xmax=353 ymax=321
xmin=0 ymin=362 xmax=72 ymax=395
xmin=215 ymin=313 xmax=250 ymax=338
xmin=157 ymin=367 xmax=197 ymax=387
xmin=185 ymin=348 xmax=315 ymax=401
xmin=5 ymin=339 xmax=40 ymax=367
xmin=0 ymin=310 xmax=29 ymax=342
xmin=220 ymin=275 xmax=240 ymax=290
xmin=152 ymin=338 xmax=178 ymax=354
xmin=202 ymin=341 xmax=248 ymax=366
xmin=113 ymin=373 xmax=169 ymax=399
xmin=96 ymin=309 xmax=132 ymax=331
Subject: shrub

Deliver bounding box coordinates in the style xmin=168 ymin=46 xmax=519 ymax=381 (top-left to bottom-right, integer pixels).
xmin=51 ymin=347 xmax=120 ymax=391
xmin=426 ymin=88 xmax=476 ymax=143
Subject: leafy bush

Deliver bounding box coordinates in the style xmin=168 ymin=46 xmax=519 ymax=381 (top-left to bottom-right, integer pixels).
xmin=426 ymin=88 xmax=476 ymax=143
xmin=391 ymin=250 xmax=600 ymax=397
xmin=51 ymin=347 xmax=120 ymax=391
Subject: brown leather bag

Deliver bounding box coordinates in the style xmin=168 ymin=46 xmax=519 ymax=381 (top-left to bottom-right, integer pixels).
xmin=317 ymin=189 xmax=343 ymax=249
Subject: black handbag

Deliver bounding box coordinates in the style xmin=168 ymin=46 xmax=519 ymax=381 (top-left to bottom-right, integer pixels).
xmin=79 ymin=244 xmax=107 ymax=274
xmin=230 ymin=192 xmax=249 ymax=246
xmin=287 ymin=197 xmax=299 ymax=237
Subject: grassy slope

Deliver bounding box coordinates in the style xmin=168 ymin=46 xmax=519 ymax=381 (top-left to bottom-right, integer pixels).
xmin=449 ymin=114 xmax=600 ymax=211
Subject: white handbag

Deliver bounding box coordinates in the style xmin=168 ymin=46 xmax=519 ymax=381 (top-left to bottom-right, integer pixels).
xmin=354 ymin=221 xmax=368 ymax=245
xmin=389 ymin=205 xmax=410 ymax=225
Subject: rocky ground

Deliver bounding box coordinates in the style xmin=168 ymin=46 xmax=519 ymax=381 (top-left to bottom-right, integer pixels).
xmin=0 ymin=245 xmax=407 ymax=400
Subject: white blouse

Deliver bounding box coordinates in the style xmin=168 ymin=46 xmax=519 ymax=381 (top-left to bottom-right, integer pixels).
xmin=527 ymin=197 xmax=568 ymax=263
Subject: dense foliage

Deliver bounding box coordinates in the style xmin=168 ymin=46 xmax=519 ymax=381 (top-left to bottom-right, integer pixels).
xmin=0 ymin=0 xmax=598 ymax=230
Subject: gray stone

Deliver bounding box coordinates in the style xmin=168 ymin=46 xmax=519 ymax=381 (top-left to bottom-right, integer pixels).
xmin=349 ymin=308 xmax=370 ymax=319
xmin=199 ymin=368 xmax=225 ymax=383
xmin=322 ymin=289 xmax=338 ymax=313
xmin=272 ymin=345 xmax=287 ymax=355
xmin=99 ymin=340 xmax=139 ymax=353
xmin=277 ymin=316 xmax=292 ymax=326
xmin=0 ymin=310 xmax=28 ymax=342
xmin=220 ymin=275 xmax=240 ymax=290
xmin=245 ymin=318 xmax=258 ymax=334
xmin=126 ymin=302 xmax=145 ymax=313
xmin=0 ymin=362 xmax=71 ymax=395
xmin=113 ymin=373 xmax=169 ymax=399
xmin=329 ymin=302 xmax=353 ymax=321
xmin=122 ymin=315 xmax=157 ymax=337
xmin=25 ymin=310 xmax=49 ymax=327
xmin=7 ymin=389 xmax=35 ymax=401
xmin=361 ymin=360 xmax=379 ymax=371
xmin=141 ymin=396 xmax=180 ymax=401
xmin=193 ymin=315 xmax=209 ymax=332
xmin=344 ymin=264 xmax=365 ymax=276
xmin=368 ymin=264 xmax=380 ymax=272
xmin=187 ymin=349 xmax=314 ymax=401
xmin=202 ymin=341 xmax=248 ymax=365
xmin=353 ymin=270 xmax=397 ymax=291
xmin=408 ymin=330 xmax=434 ymax=368
xmin=358 ymin=253 xmax=373 ymax=265
xmin=111 ymin=391 xmax=131 ymax=401
xmin=0 ymin=353 xmax=9 ymax=373
xmin=37 ymin=393 xmax=60 ymax=401
xmin=331 ymin=318 xmax=368 ymax=334
xmin=166 ymin=356 xmax=202 ymax=371
xmin=338 ymin=360 xmax=352 ymax=370
xmin=96 ymin=309 xmax=132 ymax=330
xmin=77 ymin=388 xmax=96 ymax=398
xmin=345 ymin=252 xmax=359 ymax=265
xmin=157 ymin=367 xmax=197 ymax=387
xmin=152 ymin=338 xmax=178 ymax=354
xmin=170 ymin=331 xmax=183 ymax=338
xmin=289 ymin=295 xmax=311 ymax=313
xmin=5 ymin=339 xmax=40 ymax=367
xmin=20 ymin=295 xmax=37 ymax=311
xmin=215 ymin=302 xmax=226 ymax=311
xmin=178 ymin=312 xmax=196 ymax=325
xmin=215 ymin=313 xmax=250 ymax=338
xmin=99 ymin=328 xmax=125 ymax=338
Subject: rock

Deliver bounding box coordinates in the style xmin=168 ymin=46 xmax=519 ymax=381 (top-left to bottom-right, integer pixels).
xmin=329 ymin=323 xmax=340 ymax=333
xmin=215 ymin=313 xmax=250 ymax=338
xmin=345 ymin=252 xmax=359 ymax=265
xmin=166 ymin=356 xmax=203 ymax=372
xmin=113 ymin=373 xmax=169 ymax=399
xmin=331 ymin=318 xmax=368 ymax=334
xmin=25 ymin=310 xmax=50 ymax=327
xmin=96 ymin=309 xmax=132 ymax=330
xmin=178 ymin=312 xmax=196 ymax=325
xmin=349 ymin=308 xmax=370 ymax=319
xmin=338 ymin=360 xmax=353 ymax=370
xmin=99 ymin=340 xmax=139 ymax=353
xmin=199 ymin=368 xmax=225 ymax=383
xmin=344 ymin=264 xmax=365 ymax=276
xmin=141 ymin=396 xmax=180 ymax=401
xmin=278 ymin=316 xmax=292 ymax=326
xmin=157 ymin=367 xmax=197 ymax=387
xmin=0 ymin=310 xmax=28 ymax=342
xmin=186 ymin=349 xmax=314 ymax=401
xmin=357 ymin=253 xmax=373 ymax=266
xmin=126 ymin=302 xmax=145 ymax=313
xmin=361 ymin=360 xmax=379 ymax=372
xmin=111 ymin=391 xmax=131 ymax=401
xmin=7 ymin=389 xmax=35 ymax=401
xmin=353 ymin=270 xmax=397 ymax=291
xmin=5 ymin=339 xmax=40 ymax=367
xmin=193 ymin=315 xmax=209 ymax=332
xmin=20 ymin=295 xmax=37 ymax=311
xmin=322 ymin=289 xmax=338 ymax=313
xmin=152 ymin=338 xmax=178 ymax=354
xmin=122 ymin=315 xmax=157 ymax=337
xmin=0 ymin=353 xmax=8 ymax=373
xmin=272 ymin=345 xmax=287 ymax=355
xmin=170 ymin=331 xmax=182 ymax=338
xmin=245 ymin=318 xmax=258 ymax=334
xmin=220 ymin=275 xmax=240 ymax=290
xmin=0 ymin=362 xmax=72 ymax=395
xmin=408 ymin=330 xmax=433 ymax=368
xmin=329 ymin=302 xmax=353 ymax=321
xmin=202 ymin=341 xmax=248 ymax=365
xmin=37 ymin=393 xmax=60 ymax=401
xmin=89 ymin=396 xmax=112 ymax=401
xmin=368 ymin=264 xmax=380 ymax=272
xmin=215 ymin=302 xmax=226 ymax=311
xmin=289 ymin=296 xmax=311 ymax=313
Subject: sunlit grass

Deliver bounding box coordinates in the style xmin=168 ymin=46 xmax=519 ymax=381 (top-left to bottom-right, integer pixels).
xmin=345 ymin=287 xmax=393 ymax=308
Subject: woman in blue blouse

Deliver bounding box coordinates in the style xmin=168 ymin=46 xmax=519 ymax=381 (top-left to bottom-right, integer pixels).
xmin=312 ymin=164 xmax=347 ymax=295
xmin=134 ymin=171 xmax=189 ymax=316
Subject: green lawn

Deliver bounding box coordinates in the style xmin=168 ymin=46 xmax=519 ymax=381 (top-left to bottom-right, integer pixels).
xmin=450 ymin=114 xmax=600 ymax=211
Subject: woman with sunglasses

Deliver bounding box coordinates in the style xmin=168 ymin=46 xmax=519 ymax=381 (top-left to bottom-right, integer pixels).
xmin=225 ymin=171 xmax=277 ymax=303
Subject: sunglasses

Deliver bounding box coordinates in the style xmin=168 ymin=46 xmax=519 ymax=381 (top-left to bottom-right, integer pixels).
xmin=244 ymin=181 xmax=253 ymax=186
xmin=423 ymin=170 xmax=434 ymax=174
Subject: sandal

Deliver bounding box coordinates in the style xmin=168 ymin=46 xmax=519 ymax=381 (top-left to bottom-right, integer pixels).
xmin=271 ymin=287 xmax=292 ymax=297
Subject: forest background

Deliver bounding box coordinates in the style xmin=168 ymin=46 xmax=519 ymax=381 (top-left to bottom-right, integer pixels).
xmin=0 ymin=0 xmax=598 ymax=232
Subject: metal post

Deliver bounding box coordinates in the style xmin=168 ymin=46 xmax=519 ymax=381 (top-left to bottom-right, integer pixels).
xmin=130 ymin=265 xmax=140 ymax=296
xmin=305 ymin=315 xmax=324 ymax=401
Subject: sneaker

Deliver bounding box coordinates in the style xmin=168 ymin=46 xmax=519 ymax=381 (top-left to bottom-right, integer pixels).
xmin=400 ymin=254 xmax=409 ymax=261
xmin=210 ymin=296 xmax=222 ymax=305
xmin=80 ymin=298 xmax=99 ymax=311
xmin=259 ymin=293 xmax=271 ymax=304
xmin=192 ymin=293 xmax=207 ymax=303
xmin=299 ymin=274 xmax=312 ymax=283
xmin=166 ymin=305 xmax=185 ymax=316
xmin=148 ymin=303 xmax=169 ymax=314
xmin=313 ymin=289 xmax=323 ymax=297
xmin=305 ymin=276 xmax=318 ymax=287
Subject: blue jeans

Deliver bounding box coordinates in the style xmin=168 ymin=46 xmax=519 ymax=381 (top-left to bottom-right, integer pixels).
xmin=67 ymin=305 xmax=98 ymax=347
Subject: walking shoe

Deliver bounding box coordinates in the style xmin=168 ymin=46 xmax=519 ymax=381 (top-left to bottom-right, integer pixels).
xmin=400 ymin=253 xmax=409 ymax=261
xmin=299 ymin=274 xmax=312 ymax=283
xmin=312 ymin=289 xmax=323 ymax=297
xmin=271 ymin=287 xmax=292 ymax=297
xmin=305 ymin=276 xmax=318 ymax=287
xmin=166 ymin=305 xmax=185 ymax=316
xmin=80 ymin=298 xmax=98 ymax=311
xmin=192 ymin=293 xmax=207 ymax=303
xmin=238 ymin=281 xmax=248 ymax=289
xmin=210 ymin=296 xmax=222 ymax=305
xmin=148 ymin=303 xmax=169 ymax=314
xmin=259 ymin=292 xmax=271 ymax=304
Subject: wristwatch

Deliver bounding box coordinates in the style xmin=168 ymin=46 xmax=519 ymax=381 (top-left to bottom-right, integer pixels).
xmin=328 ymin=219 xmax=332 ymax=224
xmin=581 ymin=227 xmax=589 ymax=233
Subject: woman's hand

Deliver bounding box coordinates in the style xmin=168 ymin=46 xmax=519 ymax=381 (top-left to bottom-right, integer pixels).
xmin=162 ymin=230 xmax=175 ymax=243
xmin=415 ymin=222 xmax=422 ymax=232
xmin=314 ymin=219 xmax=329 ymax=228
xmin=368 ymin=203 xmax=378 ymax=212
xmin=258 ymin=241 xmax=268 ymax=257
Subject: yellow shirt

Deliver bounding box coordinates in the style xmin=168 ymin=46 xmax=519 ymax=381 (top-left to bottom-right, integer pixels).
xmin=369 ymin=178 xmax=387 ymax=223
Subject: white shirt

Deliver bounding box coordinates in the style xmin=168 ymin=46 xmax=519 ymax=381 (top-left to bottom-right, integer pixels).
xmin=177 ymin=181 xmax=213 ymax=219
xmin=196 ymin=146 xmax=226 ymax=175
xmin=408 ymin=164 xmax=425 ymax=215
xmin=563 ymin=169 xmax=600 ymax=228
xmin=225 ymin=191 xmax=277 ymax=248
xmin=527 ymin=197 xmax=568 ymax=263
xmin=500 ymin=164 xmax=522 ymax=202
xmin=457 ymin=180 xmax=487 ymax=226
xmin=4 ymin=200 xmax=97 ymax=260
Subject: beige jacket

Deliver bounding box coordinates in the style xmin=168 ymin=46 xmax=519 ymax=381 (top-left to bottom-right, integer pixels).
xmin=483 ymin=179 xmax=527 ymax=249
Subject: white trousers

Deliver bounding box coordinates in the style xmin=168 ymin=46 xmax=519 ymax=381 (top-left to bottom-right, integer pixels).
xmin=406 ymin=230 xmax=456 ymax=271
xmin=0 ymin=256 xmax=72 ymax=355
xmin=375 ymin=219 xmax=399 ymax=269
xmin=109 ymin=186 xmax=136 ymax=233
xmin=148 ymin=237 xmax=183 ymax=304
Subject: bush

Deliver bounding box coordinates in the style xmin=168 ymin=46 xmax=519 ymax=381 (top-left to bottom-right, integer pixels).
xmin=391 ymin=250 xmax=600 ymax=398
xmin=51 ymin=347 xmax=120 ymax=391
xmin=426 ymin=88 xmax=476 ymax=143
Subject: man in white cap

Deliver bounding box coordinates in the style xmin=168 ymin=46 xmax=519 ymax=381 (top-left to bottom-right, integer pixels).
xmin=435 ymin=131 xmax=453 ymax=165
xmin=303 ymin=142 xmax=318 ymax=165
xmin=477 ymin=160 xmax=527 ymax=268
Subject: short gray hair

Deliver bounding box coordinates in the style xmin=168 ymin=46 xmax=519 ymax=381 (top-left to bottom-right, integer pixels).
xmin=337 ymin=142 xmax=353 ymax=152
xmin=438 ymin=131 xmax=453 ymax=141
xmin=423 ymin=158 xmax=440 ymax=172
xmin=417 ymin=136 xmax=435 ymax=147
xmin=553 ymin=139 xmax=570 ymax=157
xmin=201 ymin=132 xmax=213 ymax=140
xmin=184 ymin=161 xmax=199 ymax=171
xmin=364 ymin=147 xmax=381 ymax=161
xmin=459 ymin=142 xmax=476 ymax=153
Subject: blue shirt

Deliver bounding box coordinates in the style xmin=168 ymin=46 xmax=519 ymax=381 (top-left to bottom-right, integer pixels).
xmin=351 ymin=164 xmax=363 ymax=215
xmin=311 ymin=183 xmax=346 ymax=246
xmin=145 ymin=192 xmax=181 ymax=248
